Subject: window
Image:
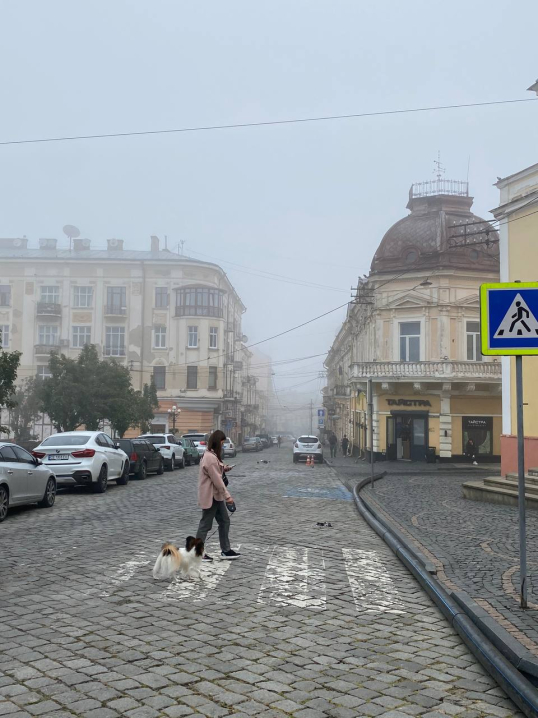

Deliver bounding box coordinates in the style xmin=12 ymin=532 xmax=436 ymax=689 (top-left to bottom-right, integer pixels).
xmin=0 ymin=285 xmax=11 ymax=307
xmin=12 ymin=446 xmax=35 ymax=465
xmin=105 ymin=326 xmax=125 ymax=356
xmin=405 ymin=250 xmax=417 ymax=264
xmin=0 ymin=446 xmax=18 ymax=462
xmin=399 ymin=322 xmax=420 ymax=362
xmin=175 ymin=287 xmax=224 ymax=317
xmin=153 ymin=365 xmax=166 ymax=390
xmin=155 ymin=287 xmax=169 ymax=308
xmin=0 ymin=325 xmax=9 ymax=349
xmin=38 ymin=325 xmax=59 ymax=346
xmin=72 ymin=326 xmax=91 ymax=348
xmin=37 ymin=366 xmax=52 ymax=380
xmin=74 ymin=286 xmax=93 ymax=308
xmin=188 ymin=326 xmax=198 ymax=348
xmin=106 ymin=286 xmax=126 ymax=314
xmin=41 ymin=286 xmax=59 ymax=303
xmin=153 ymin=325 xmax=167 ymax=349
xmin=209 ymin=327 xmax=218 ymax=349
xmin=187 ymin=366 xmax=198 ymax=389
xmin=466 ymin=321 xmax=481 ymax=361
xmin=463 ymin=417 xmax=493 ymax=456
xmin=208 ymin=366 xmax=217 ymax=390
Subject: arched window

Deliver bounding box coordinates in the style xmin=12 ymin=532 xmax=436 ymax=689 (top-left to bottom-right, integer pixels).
xmin=175 ymin=287 xmax=225 ymax=318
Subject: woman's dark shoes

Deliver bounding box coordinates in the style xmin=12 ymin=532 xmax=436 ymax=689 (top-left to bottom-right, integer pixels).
xmin=203 ymin=554 xmax=213 ymax=561
xmin=220 ymin=549 xmax=240 ymax=560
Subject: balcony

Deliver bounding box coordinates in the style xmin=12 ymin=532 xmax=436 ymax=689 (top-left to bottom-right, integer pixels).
xmin=327 ymin=385 xmax=351 ymax=398
xmin=37 ymin=302 xmax=62 ymax=316
xmin=174 ymin=306 xmax=223 ymax=319
xmin=104 ymin=305 xmax=127 ymax=316
xmin=350 ymin=361 xmax=501 ymax=382
xmin=103 ymin=346 xmax=126 ymax=357
xmin=35 ymin=344 xmax=60 ymax=356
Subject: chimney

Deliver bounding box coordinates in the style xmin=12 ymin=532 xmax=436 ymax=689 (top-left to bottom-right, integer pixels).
xmin=0 ymin=237 xmax=28 ymax=250
xmin=73 ymin=238 xmax=91 ymax=251
xmin=39 ymin=238 xmax=58 ymax=250
xmin=151 ymin=235 xmax=160 ymax=253
xmin=107 ymin=238 xmax=124 ymax=251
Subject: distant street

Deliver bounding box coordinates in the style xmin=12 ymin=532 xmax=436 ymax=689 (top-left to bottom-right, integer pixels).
xmin=0 ymin=446 xmax=522 ymax=718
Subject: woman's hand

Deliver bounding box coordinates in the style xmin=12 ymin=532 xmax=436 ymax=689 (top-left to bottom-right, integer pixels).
xmin=224 ymin=464 xmax=233 ymax=472
xmin=226 ymin=495 xmax=234 ymax=504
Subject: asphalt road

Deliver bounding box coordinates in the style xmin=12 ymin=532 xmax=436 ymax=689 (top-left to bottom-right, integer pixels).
xmin=0 ymin=446 xmax=523 ymax=718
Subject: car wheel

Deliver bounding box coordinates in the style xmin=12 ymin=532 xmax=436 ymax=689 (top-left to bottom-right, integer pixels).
xmin=197 ymin=455 xmax=201 ymax=465
xmin=136 ymin=461 xmax=147 ymax=480
xmin=93 ymin=464 xmax=108 ymax=493
xmin=168 ymin=454 xmax=175 ymax=471
xmin=185 ymin=455 xmax=191 ymax=467
xmin=293 ymin=455 xmax=299 ymax=463
xmin=156 ymin=459 xmax=164 ymax=475
xmin=178 ymin=455 xmax=185 ymax=469
xmin=117 ymin=462 xmax=129 ymax=485
xmin=0 ymin=485 xmax=9 ymax=522
xmin=38 ymin=477 xmax=56 ymax=508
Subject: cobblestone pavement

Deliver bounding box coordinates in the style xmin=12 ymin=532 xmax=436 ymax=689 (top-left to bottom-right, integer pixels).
xmin=329 ymin=456 xmax=538 ymax=655
xmin=0 ymin=448 xmax=523 ymax=718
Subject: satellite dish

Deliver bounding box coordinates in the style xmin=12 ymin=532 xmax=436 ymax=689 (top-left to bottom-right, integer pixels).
xmin=63 ymin=225 xmax=80 ymax=239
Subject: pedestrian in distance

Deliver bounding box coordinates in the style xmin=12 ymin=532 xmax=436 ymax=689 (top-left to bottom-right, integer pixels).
xmin=329 ymin=432 xmax=338 ymax=458
xmin=277 ymin=435 xmax=281 ymax=449
xmin=465 ymin=437 xmax=478 ymax=466
xmin=341 ymin=434 xmax=349 ymax=457
xmin=195 ymin=429 xmax=240 ymax=561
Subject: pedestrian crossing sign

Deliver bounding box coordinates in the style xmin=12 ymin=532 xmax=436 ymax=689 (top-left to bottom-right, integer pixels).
xmin=480 ymin=282 xmax=538 ymax=355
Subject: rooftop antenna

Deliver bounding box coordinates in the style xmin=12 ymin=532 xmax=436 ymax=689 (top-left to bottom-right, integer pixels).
xmin=433 ymin=151 xmax=445 ymax=182
xmin=63 ymin=224 xmax=80 ymax=252
xmin=178 ymin=239 xmax=185 ymax=256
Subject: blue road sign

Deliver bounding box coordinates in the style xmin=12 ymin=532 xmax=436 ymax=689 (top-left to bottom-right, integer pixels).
xmin=480 ymin=282 xmax=538 ymax=356
xmin=317 ymin=409 xmax=325 ymax=417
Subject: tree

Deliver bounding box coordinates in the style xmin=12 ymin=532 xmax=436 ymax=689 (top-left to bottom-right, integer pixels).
xmin=0 ymin=348 xmax=22 ymax=434
xmin=40 ymin=353 xmax=83 ymax=432
xmin=8 ymin=377 xmax=42 ymax=443
xmin=138 ymin=380 xmax=159 ymax=435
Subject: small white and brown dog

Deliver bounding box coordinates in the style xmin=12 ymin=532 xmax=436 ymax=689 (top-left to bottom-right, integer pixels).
xmin=152 ymin=536 xmax=205 ymax=581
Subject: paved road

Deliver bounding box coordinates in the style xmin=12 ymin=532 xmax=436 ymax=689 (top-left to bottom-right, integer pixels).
xmin=0 ymin=448 xmax=522 ymax=718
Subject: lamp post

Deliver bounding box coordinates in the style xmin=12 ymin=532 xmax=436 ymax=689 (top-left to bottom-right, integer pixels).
xmin=168 ymin=405 xmax=180 ymax=433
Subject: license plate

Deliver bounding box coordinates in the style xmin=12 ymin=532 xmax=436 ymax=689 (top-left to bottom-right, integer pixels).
xmin=48 ymin=454 xmax=69 ymax=460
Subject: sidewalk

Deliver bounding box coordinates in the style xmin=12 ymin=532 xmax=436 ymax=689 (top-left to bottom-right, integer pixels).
xmin=330 ymin=460 xmax=538 ymax=660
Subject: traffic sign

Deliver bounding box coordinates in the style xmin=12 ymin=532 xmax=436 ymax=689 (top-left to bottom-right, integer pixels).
xmin=317 ymin=409 xmax=325 ymax=417
xmin=480 ymin=282 xmax=538 ymax=355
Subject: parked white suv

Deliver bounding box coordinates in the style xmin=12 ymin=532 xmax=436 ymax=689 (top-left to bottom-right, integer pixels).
xmin=293 ymin=435 xmax=324 ymax=464
xmin=137 ymin=434 xmax=185 ymax=470
xmin=33 ymin=432 xmax=129 ymax=493
xmin=182 ymin=433 xmax=209 ymax=457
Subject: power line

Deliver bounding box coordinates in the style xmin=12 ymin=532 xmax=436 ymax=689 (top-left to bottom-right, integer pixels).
xmin=1 ymin=98 xmax=535 ymax=147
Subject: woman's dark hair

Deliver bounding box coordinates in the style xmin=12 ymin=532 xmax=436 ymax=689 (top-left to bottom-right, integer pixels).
xmin=208 ymin=430 xmax=226 ymax=461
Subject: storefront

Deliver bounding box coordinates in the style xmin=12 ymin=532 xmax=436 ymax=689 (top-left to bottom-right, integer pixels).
xmin=385 ymin=398 xmax=431 ymax=461
xmin=462 ymin=416 xmax=493 ymax=459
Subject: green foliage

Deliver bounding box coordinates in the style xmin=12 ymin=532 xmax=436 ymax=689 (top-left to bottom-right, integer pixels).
xmin=138 ymin=380 xmax=159 ymax=435
xmin=38 ymin=345 xmax=160 ymax=436
xmin=0 ymin=348 xmax=22 ymax=433
xmin=8 ymin=377 xmax=43 ymax=442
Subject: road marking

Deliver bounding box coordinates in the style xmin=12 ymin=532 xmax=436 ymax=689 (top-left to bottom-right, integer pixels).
xmin=343 ymin=548 xmax=405 ymax=614
xmin=161 ymin=560 xmax=232 ymax=602
xmin=257 ymin=547 xmax=326 ymax=609
xmin=100 ymin=554 xmax=151 ymax=597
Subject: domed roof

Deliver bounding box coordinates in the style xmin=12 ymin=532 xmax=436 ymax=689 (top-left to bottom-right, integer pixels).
xmin=371 ymin=183 xmax=499 ymax=273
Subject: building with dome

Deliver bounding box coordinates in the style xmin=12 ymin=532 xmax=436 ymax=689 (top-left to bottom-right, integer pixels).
xmin=324 ymin=179 xmax=502 ymax=462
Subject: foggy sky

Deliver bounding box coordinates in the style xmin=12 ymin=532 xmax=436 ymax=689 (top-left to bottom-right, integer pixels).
xmin=1 ymin=0 xmax=537 ymax=407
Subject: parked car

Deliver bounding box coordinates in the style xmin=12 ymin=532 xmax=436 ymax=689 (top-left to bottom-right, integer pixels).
xmin=256 ymin=434 xmax=271 ymax=448
xmin=271 ymin=436 xmax=278 ymax=445
xmin=293 ymin=435 xmax=324 ymax=464
xmin=223 ymin=438 xmax=237 ymax=458
xmin=242 ymin=437 xmax=261 ymax=452
xmin=118 ymin=438 xmax=164 ymax=479
xmin=137 ymin=434 xmax=185 ymax=470
xmin=182 ymin=432 xmax=209 ymax=457
xmin=178 ymin=437 xmax=200 ymax=466
xmin=0 ymin=442 xmax=57 ymax=522
xmin=33 ymin=431 xmax=129 ymax=493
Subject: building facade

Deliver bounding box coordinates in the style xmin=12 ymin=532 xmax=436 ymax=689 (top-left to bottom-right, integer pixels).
xmin=492 ymin=161 xmax=538 ymax=474
xmin=0 ymin=235 xmax=267 ymax=440
xmin=324 ymin=180 xmax=502 ymax=462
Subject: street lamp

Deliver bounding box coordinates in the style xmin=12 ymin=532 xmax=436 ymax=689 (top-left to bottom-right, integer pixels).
xmin=167 ymin=405 xmax=180 ymax=433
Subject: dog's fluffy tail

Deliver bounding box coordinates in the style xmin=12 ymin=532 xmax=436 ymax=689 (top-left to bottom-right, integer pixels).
xmin=153 ymin=544 xmax=181 ymax=580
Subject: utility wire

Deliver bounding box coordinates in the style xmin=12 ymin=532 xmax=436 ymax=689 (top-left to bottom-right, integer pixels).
xmin=0 ymin=98 xmax=535 ymax=147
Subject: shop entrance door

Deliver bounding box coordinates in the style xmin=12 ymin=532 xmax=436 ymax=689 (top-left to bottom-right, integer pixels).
xmin=387 ymin=413 xmax=428 ymax=461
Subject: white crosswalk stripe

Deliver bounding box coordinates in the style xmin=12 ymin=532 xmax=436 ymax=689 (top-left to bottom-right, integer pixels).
xmin=100 ymin=554 xmax=151 ymax=597
xmin=257 ymin=547 xmax=326 ymax=609
xmin=342 ymin=547 xmax=405 ymax=614
xmin=161 ymin=559 xmax=233 ymax=602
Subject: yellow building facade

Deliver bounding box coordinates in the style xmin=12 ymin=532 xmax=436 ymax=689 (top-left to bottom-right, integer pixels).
xmin=492 ymin=162 xmax=538 ymax=475
xmin=325 ymin=180 xmax=502 ymax=462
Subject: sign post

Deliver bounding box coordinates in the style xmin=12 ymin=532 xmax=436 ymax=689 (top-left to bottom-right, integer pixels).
xmin=480 ymin=281 xmax=538 ymax=609
xmin=368 ymin=378 xmax=374 ymax=489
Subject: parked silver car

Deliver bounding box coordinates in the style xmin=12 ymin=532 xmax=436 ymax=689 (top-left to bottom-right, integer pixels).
xmin=0 ymin=442 xmax=57 ymax=522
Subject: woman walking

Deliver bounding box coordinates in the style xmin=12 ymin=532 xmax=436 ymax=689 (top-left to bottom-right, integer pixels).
xmin=196 ymin=430 xmax=240 ymax=561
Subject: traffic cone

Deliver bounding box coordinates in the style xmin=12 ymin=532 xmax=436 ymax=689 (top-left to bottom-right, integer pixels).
xmin=310 ymin=455 xmax=315 ymax=467
xmin=306 ymin=455 xmax=311 ymax=466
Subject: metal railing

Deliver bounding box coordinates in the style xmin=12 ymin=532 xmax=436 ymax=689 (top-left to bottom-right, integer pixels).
xmin=103 ymin=346 xmax=126 ymax=357
xmin=37 ymin=302 xmax=62 ymax=316
xmin=174 ymin=306 xmax=224 ymax=318
xmin=410 ymin=179 xmax=469 ymax=198
xmin=35 ymin=344 xmax=60 ymax=355
xmin=350 ymin=360 xmax=501 ymax=380
xmin=104 ymin=305 xmax=127 ymax=316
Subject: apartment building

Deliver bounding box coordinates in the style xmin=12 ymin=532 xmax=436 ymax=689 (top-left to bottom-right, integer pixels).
xmin=0 ymin=235 xmax=250 ymax=439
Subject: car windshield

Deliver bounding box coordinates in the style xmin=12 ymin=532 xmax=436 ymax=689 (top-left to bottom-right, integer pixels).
xmin=144 ymin=436 xmax=166 ymax=444
xmin=184 ymin=434 xmax=205 ymax=440
xmin=298 ymin=436 xmax=318 ymax=443
xmin=118 ymin=440 xmax=132 ymax=450
xmin=245 ymin=438 xmax=256 ymax=443
xmin=41 ymin=435 xmax=91 ymax=446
